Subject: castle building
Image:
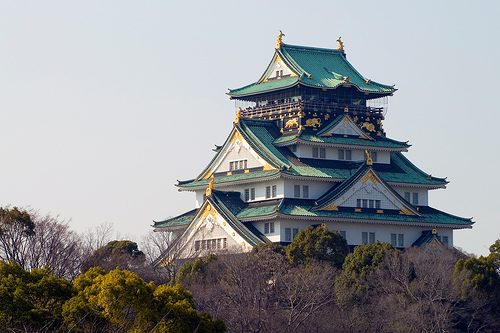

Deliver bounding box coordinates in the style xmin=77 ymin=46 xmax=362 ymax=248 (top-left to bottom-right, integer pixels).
xmin=153 ymin=34 xmax=473 ymax=261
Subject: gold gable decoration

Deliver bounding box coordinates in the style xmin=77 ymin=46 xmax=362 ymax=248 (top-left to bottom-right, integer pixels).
xmin=399 ymin=207 xmax=415 ymax=216
xmin=361 ymin=171 xmax=379 ymax=186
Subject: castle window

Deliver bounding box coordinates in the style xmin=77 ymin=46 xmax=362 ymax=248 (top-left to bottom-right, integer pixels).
xmin=363 ymin=232 xmax=375 ymax=244
xmin=313 ymin=147 xmax=319 ymax=158
xmin=339 ymin=230 xmax=346 ymax=239
xmin=196 ymin=238 xmax=227 ymax=251
xmin=285 ymin=228 xmax=291 ymax=242
xmin=404 ymin=192 xmax=411 ymax=202
xmin=266 ymin=186 xmax=271 ymax=198
xmin=371 ymin=151 xmax=378 ymax=162
xmin=346 ymin=150 xmax=352 ymax=160
xmin=375 ymin=200 xmax=381 ymax=209
xmin=303 ymin=185 xmax=309 ymax=198
xmin=272 ymin=185 xmax=277 ymax=198
xmin=294 ymin=185 xmax=301 ymax=198
xmin=338 ymin=149 xmax=344 ymax=160
xmin=441 ymin=236 xmax=448 ymax=245
xmin=412 ymin=193 xmax=419 ymax=205
xmin=265 ymin=222 xmax=275 ymax=234
xmin=230 ymin=159 xmax=247 ymax=171
xmin=293 ymin=228 xmax=299 ymax=239
xmin=244 ymin=188 xmax=256 ymax=201
xmin=338 ymin=149 xmax=352 ymax=160
xmin=320 ymin=148 xmax=326 ymax=158
xmin=369 ymin=232 xmax=375 ymax=244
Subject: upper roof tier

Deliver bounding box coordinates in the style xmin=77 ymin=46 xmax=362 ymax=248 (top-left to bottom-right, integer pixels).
xmin=228 ymin=41 xmax=396 ymax=98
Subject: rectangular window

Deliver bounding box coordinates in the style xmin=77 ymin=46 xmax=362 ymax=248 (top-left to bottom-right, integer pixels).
xmin=285 ymin=228 xmax=292 ymax=242
xmin=391 ymin=233 xmax=397 ymax=247
xmin=338 ymin=149 xmax=344 ymax=160
xmin=362 ymin=232 xmax=368 ymax=244
xmin=223 ymin=238 xmax=227 ymax=248
xmin=303 ymin=185 xmax=309 ymax=198
xmin=294 ymin=185 xmax=301 ymax=198
xmin=362 ymin=199 xmax=368 ymax=208
xmin=251 ymin=188 xmax=255 ymax=200
xmin=375 ymin=200 xmax=381 ymax=209
xmin=244 ymin=189 xmax=250 ymax=201
xmin=293 ymin=228 xmax=299 ymax=239
xmin=369 ymin=200 xmax=374 ymax=208
xmin=266 ymin=186 xmax=271 ymax=199
xmin=398 ymin=234 xmax=404 ymax=247
xmin=320 ymin=148 xmax=326 ymax=158
xmin=312 ymin=147 xmax=319 ymax=158
xmin=195 ymin=240 xmax=200 ymax=251
xmin=217 ymin=238 xmax=221 ymax=249
xmin=339 ymin=231 xmax=346 ymax=239
xmin=412 ymin=193 xmax=419 ymax=205
xmin=272 ymin=185 xmax=277 ymax=198
xmin=357 ymin=199 xmax=362 ymax=208
xmin=264 ymin=222 xmax=275 ymax=234
xmin=346 ymin=150 xmax=352 ymax=160
xmin=441 ymin=236 xmax=449 ymax=245
xmin=369 ymin=232 xmax=375 ymax=244
xmin=404 ymin=192 xmax=411 ymax=202
xmin=230 ymin=159 xmax=247 ymax=171
xmin=371 ymin=151 xmax=378 ymax=162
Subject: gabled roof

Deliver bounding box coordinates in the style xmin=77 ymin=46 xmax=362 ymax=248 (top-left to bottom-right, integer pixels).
xmin=178 ymin=118 xmax=446 ymax=190
xmin=412 ymin=230 xmax=444 ymax=246
xmin=312 ymin=163 xmax=421 ymax=216
xmin=228 ymin=44 xmax=396 ymax=98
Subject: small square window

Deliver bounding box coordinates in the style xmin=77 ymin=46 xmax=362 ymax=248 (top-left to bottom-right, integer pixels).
xmin=441 ymin=236 xmax=449 ymax=245
xmin=362 ymin=232 xmax=368 ymax=244
xmin=313 ymin=147 xmax=319 ymax=158
xmin=294 ymin=185 xmax=301 ymax=198
xmin=369 ymin=232 xmax=375 ymax=244
xmin=338 ymin=149 xmax=344 ymax=160
xmin=412 ymin=193 xmax=419 ymax=205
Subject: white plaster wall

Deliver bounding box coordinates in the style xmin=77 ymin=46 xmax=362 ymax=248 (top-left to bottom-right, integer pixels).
xmin=218 ymin=144 xmax=261 ymax=172
xmin=393 ymin=187 xmax=429 ymax=206
xmin=284 ymin=179 xmax=334 ymax=199
xmin=292 ymin=145 xmax=390 ymax=164
xmin=217 ymin=179 xmax=285 ymax=202
xmin=250 ymin=219 xmax=455 ymax=248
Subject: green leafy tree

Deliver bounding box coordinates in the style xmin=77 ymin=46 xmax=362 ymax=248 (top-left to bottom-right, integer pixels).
xmin=286 ymin=225 xmax=349 ymax=268
xmin=335 ymin=241 xmax=395 ymax=308
xmin=0 ymin=261 xmax=73 ymax=331
xmin=81 ymin=240 xmax=146 ymax=273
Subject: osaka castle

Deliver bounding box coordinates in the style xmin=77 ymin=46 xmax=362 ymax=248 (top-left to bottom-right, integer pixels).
xmin=153 ymin=33 xmax=473 ymax=261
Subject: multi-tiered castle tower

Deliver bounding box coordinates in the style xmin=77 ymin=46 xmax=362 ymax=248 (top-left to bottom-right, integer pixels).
xmin=153 ymin=34 xmax=472 ymax=261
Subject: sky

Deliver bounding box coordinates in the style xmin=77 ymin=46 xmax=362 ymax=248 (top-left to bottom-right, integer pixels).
xmin=1 ymin=1 xmax=499 ymax=256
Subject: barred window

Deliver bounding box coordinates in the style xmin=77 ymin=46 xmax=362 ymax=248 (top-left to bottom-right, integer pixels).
xmin=265 ymin=222 xmax=275 ymax=234
xmin=412 ymin=193 xmax=419 ymax=205
xmin=293 ymin=228 xmax=299 ymax=239
xmin=303 ymin=185 xmax=309 ymax=198
xmin=229 ymin=159 xmax=248 ymax=171
xmin=338 ymin=149 xmax=344 ymax=160
xmin=251 ymin=188 xmax=255 ymax=200
xmin=369 ymin=232 xmax=375 ymax=244
xmin=362 ymin=232 xmax=368 ymax=244
xmin=346 ymin=150 xmax=352 ymax=160
xmin=312 ymin=147 xmax=319 ymax=158
xmin=294 ymin=185 xmax=301 ymax=198
xmin=272 ymin=185 xmax=277 ymax=198
xmin=319 ymin=148 xmax=326 ymax=158
xmin=266 ymin=186 xmax=271 ymax=199
xmin=371 ymin=151 xmax=378 ymax=162
xmin=285 ymin=228 xmax=292 ymax=242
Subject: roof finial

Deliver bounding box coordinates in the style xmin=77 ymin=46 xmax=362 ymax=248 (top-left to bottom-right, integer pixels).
xmin=206 ymin=177 xmax=215 ymax=196
xmin=235 ymin=107 xmax=242 ymax=123
xmin=336 ymin=37 xmax=344 ymax=51
xmin=364 ymin=150 xmax=373 ymax=166
xmin=276 ymin=30 xmax=285 ymax=49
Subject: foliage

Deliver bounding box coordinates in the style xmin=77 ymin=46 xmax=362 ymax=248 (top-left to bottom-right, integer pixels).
xmin=0 ymin=261 xmax=73 ymax=331
xmin=286 ymin=225 xmax=349 ymax=268
xmin=169 ymin=255 xmax=218 ymax=286
xmin=0 ymin=206 xmax=35 ymax=267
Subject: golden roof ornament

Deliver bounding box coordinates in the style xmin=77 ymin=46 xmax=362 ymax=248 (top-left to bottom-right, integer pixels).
xmin=235 ymin=107 xmax=242 ymax=123
xmin=206 ymin=177 xmax=215 ymax=196
xmin=364 ymin=150 xmax=373 ymax=166
xmin=336 ymin=37 xmax=344 ymax=51
xmin=276 ymin=30 xmax=285 ymax=49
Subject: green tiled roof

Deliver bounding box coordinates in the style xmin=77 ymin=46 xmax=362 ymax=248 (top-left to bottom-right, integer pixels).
xmin=153 ymin=209 xmax=197 ymax=229
xmin=278 ymin=199 xmax=472 ymax=227
xmin=178 ymin=119 xmax=445 ymax=189
xmin=229 ymin=44 xmax=395 ymax=97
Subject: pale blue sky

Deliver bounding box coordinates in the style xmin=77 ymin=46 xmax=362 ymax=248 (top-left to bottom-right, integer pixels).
xmin=1 ymin=1 xmax=498 ymax=256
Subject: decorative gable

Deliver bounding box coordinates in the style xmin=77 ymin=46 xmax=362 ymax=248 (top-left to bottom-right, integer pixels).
xmin=265 ymin=56 xmax=295 ymax=80
xmin=319 ymin=114 xmax=372 ymax=139
xmin=200 ymin=128 xmax=277 ymax=180
xmin=319 ymin=168 xmax=421 ymax=216
xmin=173 ymin=201 xmax=253 ymax=259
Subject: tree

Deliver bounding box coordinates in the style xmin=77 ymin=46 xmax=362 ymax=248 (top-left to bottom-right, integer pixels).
xmin=0 ymin=261 xmax=73 ymax=331
xmin=0 ymin=206 xmax=35 ymax=267
xmin=81 ymin=240 xmax=146 ymax=273
xmin=286 ymin=225 xmax=349 ymax=268
xmin=63 ymin=267 xmax=225 ymax=332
